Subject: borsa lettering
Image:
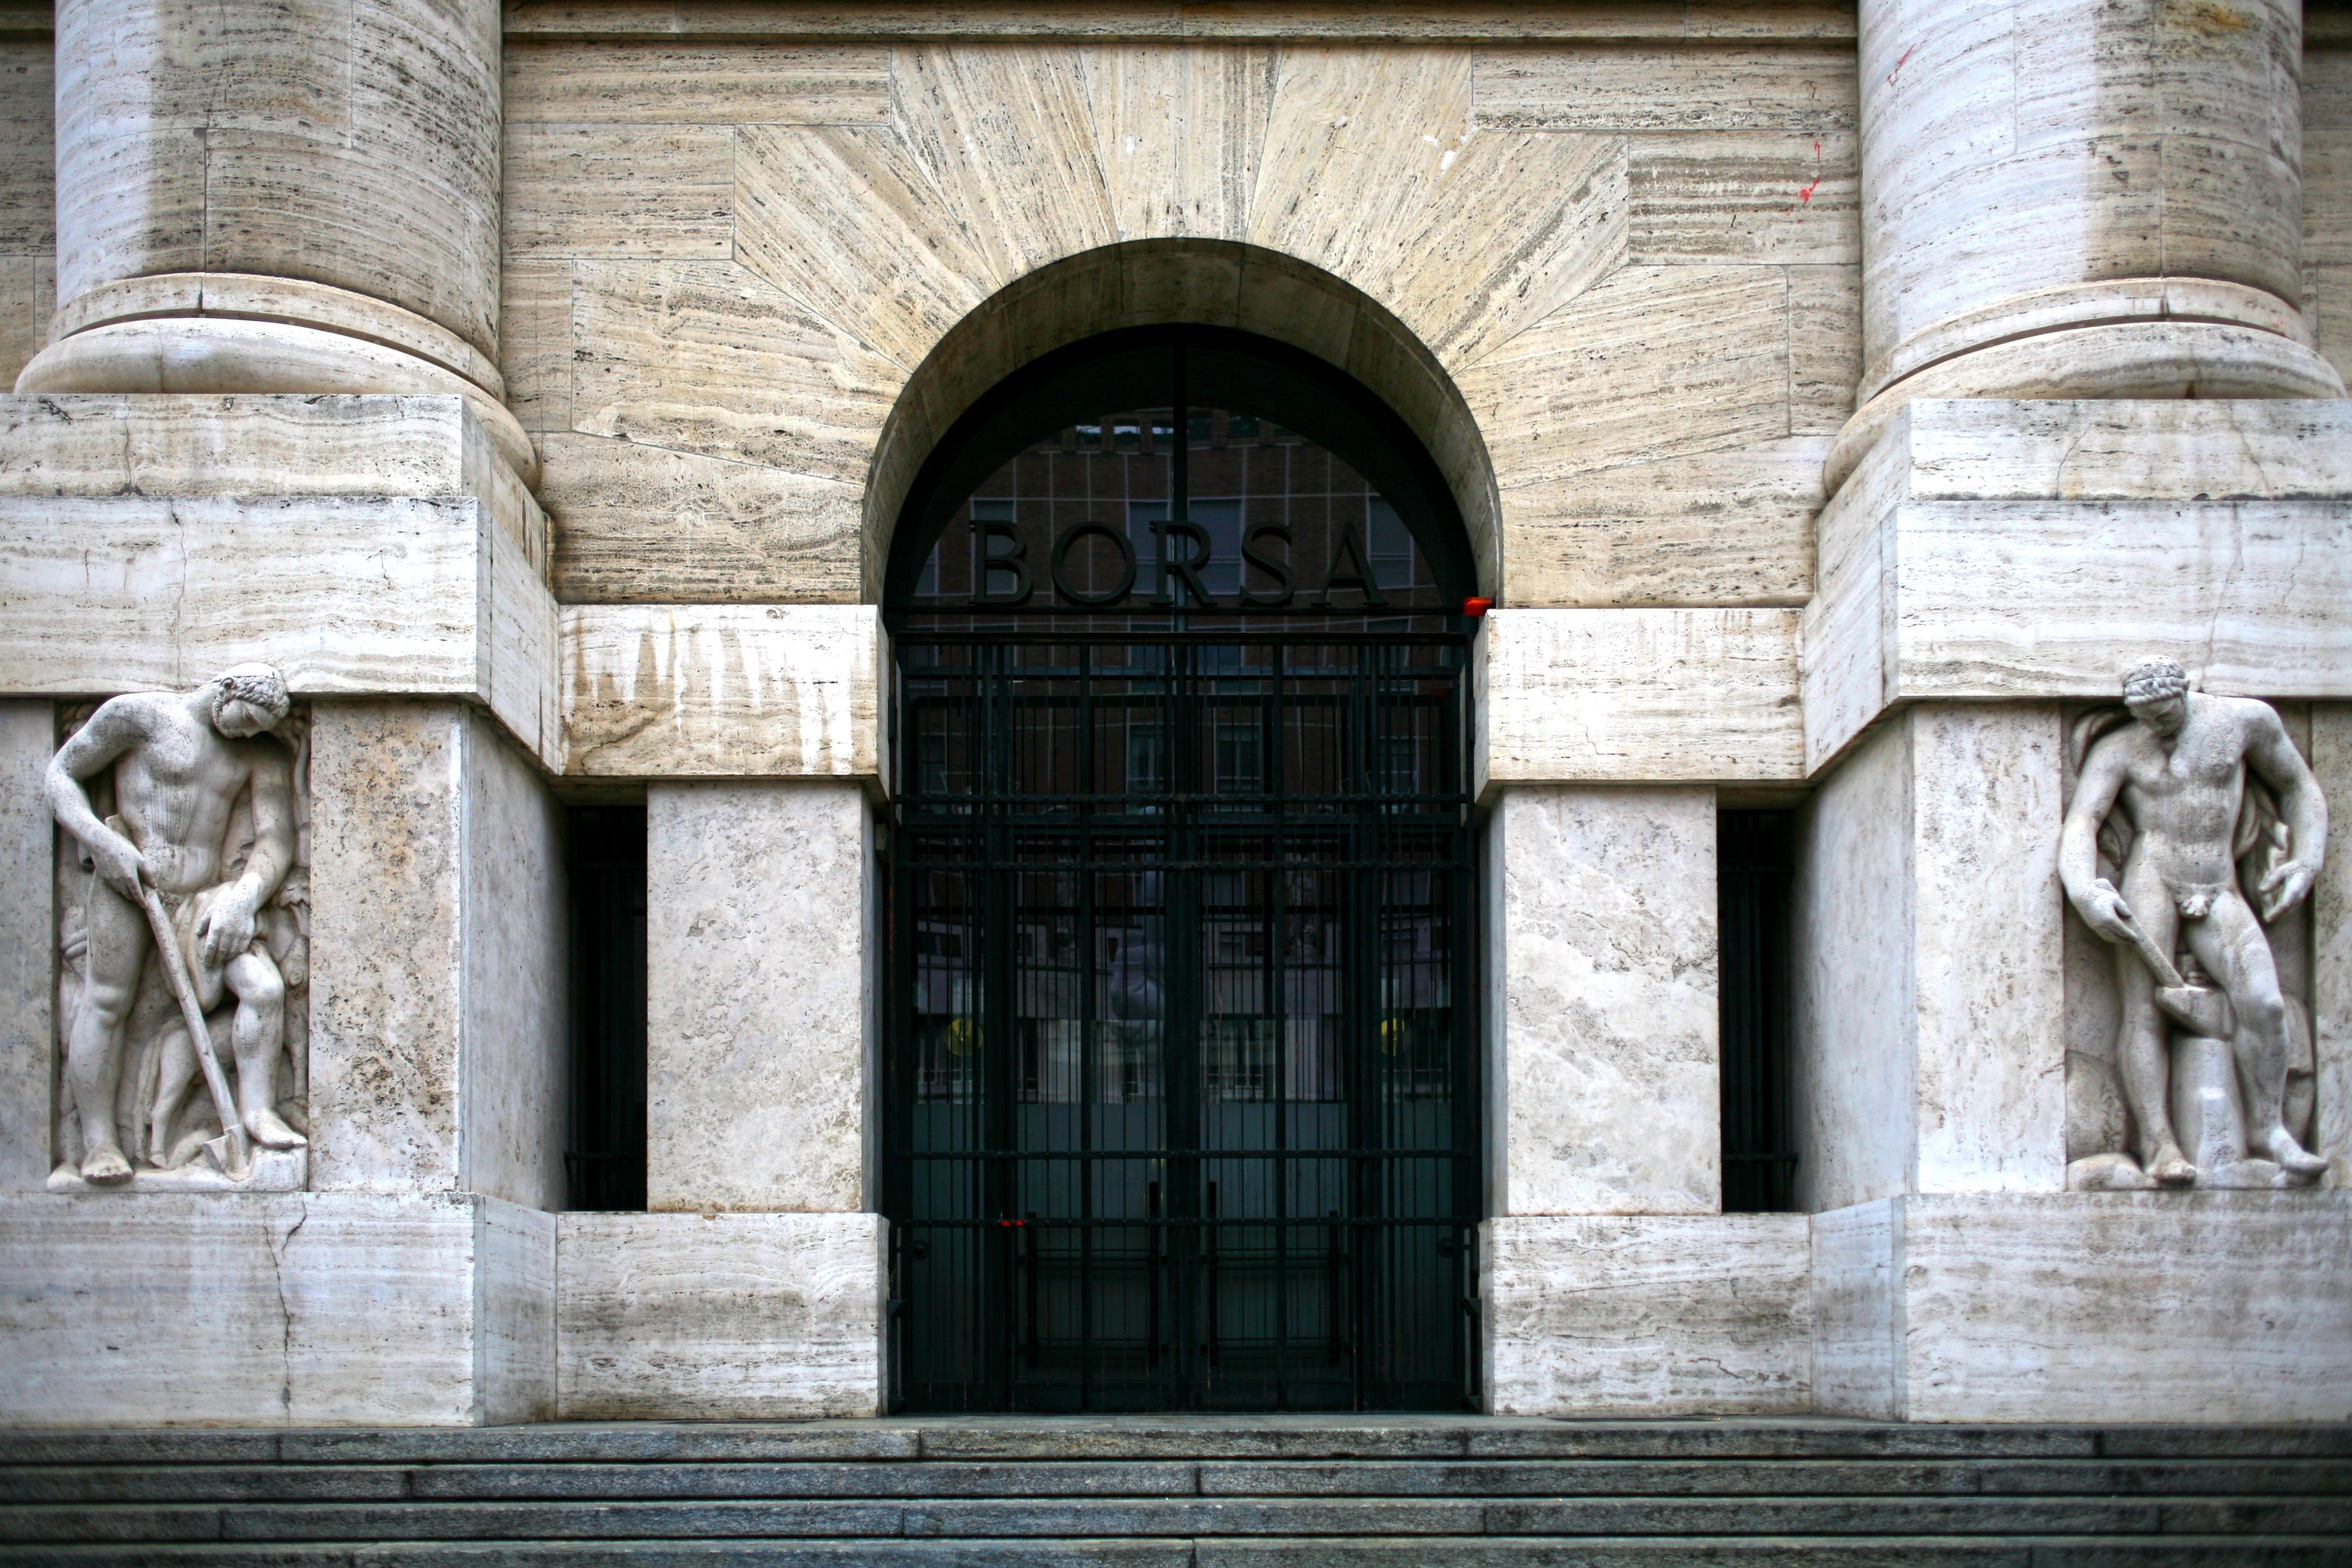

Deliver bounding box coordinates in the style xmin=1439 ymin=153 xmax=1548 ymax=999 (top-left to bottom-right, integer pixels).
xmin=971 ymin=521 xmax=1389 ymax=610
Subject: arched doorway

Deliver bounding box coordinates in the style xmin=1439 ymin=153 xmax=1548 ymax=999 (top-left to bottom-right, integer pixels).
xmin=883 ymin=325 xmax=1480 ymax=1412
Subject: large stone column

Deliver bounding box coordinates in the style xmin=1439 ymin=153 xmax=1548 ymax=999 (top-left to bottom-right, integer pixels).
xmin=1826 ymin=0 xmax=2343 ymax=493
xmin=20 ymin=0 xmax=532 ymax=482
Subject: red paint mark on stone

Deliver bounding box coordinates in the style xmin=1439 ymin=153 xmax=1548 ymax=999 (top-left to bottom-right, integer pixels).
xmin=1797 ymin=140 xmax=1824 ymax=204
xmin=1886 ymin=43 xmax=1916 ymax=87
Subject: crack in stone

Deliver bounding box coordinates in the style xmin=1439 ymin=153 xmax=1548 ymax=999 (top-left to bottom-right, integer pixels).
xmin=166 ymin=502 xmax=190 ymax=685
xmin=2203 ymin=501 xmax=2246 ymax=685
xmin=263 ymin=1200 xmax=307 ymax=1420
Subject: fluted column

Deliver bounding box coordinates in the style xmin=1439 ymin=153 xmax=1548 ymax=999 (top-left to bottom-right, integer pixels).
xmin=1826 ymin=0 xmax=2342 ymax=493
xmin=22 ymin=0 xmax=533 ymax=481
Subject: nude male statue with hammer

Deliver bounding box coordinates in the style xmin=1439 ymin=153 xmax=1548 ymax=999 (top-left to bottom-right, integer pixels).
xmin=46 ymin=664 xmax=306 ymax=1181
xmin=2060 ymin=655 xmax=2328 ymax=1185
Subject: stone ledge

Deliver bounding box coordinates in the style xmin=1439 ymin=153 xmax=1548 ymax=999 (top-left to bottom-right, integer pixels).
xmin=0 ymin=395 xmax=545 ymax=570
xmin=1804 ymin=400 xmax=2352 ymax=773
xmin=561 ymin=603 xmax=884 ymax=781
xmin=0 ymin=493 xmax=559 ymax=769
xmin=0 ymin=395 xmax=559 ymax=767
xmin=1478 ymin=607 xmax=1803 ymax=790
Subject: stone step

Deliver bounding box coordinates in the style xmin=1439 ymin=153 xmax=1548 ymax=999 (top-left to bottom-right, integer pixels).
xmin=5 ymin=1422 xmax=2351 ymax=1466
xmin=3 ymin=1422 xmax=2343 ymax=1560
xmin=4 ymin=1493 xmax=2349 ymax=1544
xmin=3 ymin=1457 xmax=2348 ymax=1504
xmin=2 ymin=1536 xmax=2351 ymax=1567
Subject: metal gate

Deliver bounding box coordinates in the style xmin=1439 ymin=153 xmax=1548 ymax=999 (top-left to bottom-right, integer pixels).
xmin=884 ymin=631 xmax=1479 ymax=1412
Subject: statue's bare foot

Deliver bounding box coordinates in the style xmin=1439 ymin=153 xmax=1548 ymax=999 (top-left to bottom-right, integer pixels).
xmin=2148 ymin=1145 xmax=2197 ymax=1186
xmin=80 ymin=1144 xmax=133 ymax=1182
xmin=2259 ymin=1126 xmax=2328 ymax=1177
xmin=245 ymin=1106 xmax=309 ymax=1150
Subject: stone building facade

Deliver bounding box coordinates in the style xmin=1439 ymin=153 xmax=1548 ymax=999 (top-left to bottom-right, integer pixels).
xmin=1 ymin=0 xmax=2348 ymax=1427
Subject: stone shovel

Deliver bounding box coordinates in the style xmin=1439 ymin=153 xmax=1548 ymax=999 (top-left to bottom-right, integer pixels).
xmin=126 ymin=858 xmax=254 ymax=1182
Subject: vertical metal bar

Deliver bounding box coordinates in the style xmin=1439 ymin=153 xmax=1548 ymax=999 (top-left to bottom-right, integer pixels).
xmin=983 ymin=640 xmax=1018 ymax=1407
xmin=1077 ymin=641 xmax=1096 ymax=1409
xmin=1270 ymin=639 xmax=1290 ymax=1408
xmin=1164 ymin=635 xmax=1200 ymax=1405
xmin=1451 ymin=643 xmax=1481 ymax=1409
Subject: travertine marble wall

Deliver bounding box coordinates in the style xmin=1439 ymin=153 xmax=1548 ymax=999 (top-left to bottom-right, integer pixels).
xmin=1790 ymin=705 xmax=2069 ymax=1214
xmin=557 ymin=1211 xmax=884 ymax=1419
xmin=0 ymin=700 xmax=50 ymax=1193
xmin=1806 ymin=399 xmax=2352 ymax=773
xmin=0 ymin=15 xmax=2338 ymax=619
xmin=562 ymin=604 xmax=885 ymax=779
xmin=1815 ymin=1193 xmax=2352 ymax=1424
xmin=0 ymin=3 xmax=2340 ymax=1430
xmin=1486 ymin=1214 xmax=1811 ymax=1416
xmin=1488 ymin=787 xmax=1720 ymax=1216
xmin=309 ymin=703 xmax=566 ymax=1207
xmin=0 ymin=395 xmax=562 ymax=767
xmin=2314 ymin=706 xmax=2352 ymax=1191
xmin=0 ymin=1192 xmax=556 ymax=1426
xmin=0 ymin=37 xmax=50 ymax=390
xmin=500 ymin=27 xmax=1858 ymax=610
xmin=646 ymin=780 xmax=873 ymax=1214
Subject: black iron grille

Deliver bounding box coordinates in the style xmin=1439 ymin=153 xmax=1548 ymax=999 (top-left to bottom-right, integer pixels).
xmin=885 ymin=633 xmax=1480 ymax=1412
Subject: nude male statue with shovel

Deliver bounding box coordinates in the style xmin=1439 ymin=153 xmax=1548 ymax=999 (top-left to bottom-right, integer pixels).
xmin=2060 ymin=656 xmax=2328 ymax=1185
xmin=46 ymin=664 xmax=305 ymax=1182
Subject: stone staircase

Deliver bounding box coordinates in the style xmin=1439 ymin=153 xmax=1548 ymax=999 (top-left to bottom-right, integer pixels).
xmin=2 ymin=1418 xmax=2347 ymax=1564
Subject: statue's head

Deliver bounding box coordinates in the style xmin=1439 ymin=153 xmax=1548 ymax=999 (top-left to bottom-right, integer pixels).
xmin=2122 ymin=655 xmax=2190 ymax=738
xmin=207 ymin=664 xmax=291 ymax=739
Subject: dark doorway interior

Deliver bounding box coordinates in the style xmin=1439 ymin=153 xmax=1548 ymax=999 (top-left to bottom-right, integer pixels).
xmin=565 ymin=802 xmax=648 ymax=1212
xmin=1719 ymin=808 xmax=1796 ymax=1213
xmin=884 ymin=326 xmax=1482 ymax=1412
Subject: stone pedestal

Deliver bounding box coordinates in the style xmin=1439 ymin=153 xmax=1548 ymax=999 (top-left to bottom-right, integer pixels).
xmin=1813 ymin=1192 xmax=2352 ymax=1424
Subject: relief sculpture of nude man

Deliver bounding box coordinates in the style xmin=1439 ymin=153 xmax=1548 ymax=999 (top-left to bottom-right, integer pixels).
xmin=45 ymin=664 xmax=306 ymax=1181
xmin=2059 ymin=656 xmax=2328 ymax=1185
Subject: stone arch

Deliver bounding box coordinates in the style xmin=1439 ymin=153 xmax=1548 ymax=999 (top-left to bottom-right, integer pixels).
xmin=857 ymin=240 xmax=1502 ymax=600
